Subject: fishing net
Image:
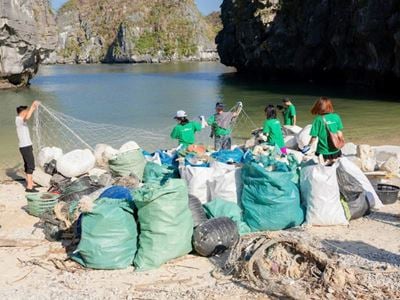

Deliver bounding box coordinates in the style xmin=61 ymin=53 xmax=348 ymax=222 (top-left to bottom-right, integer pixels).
xmin=33 ymin=103 xmax=257 ymax=153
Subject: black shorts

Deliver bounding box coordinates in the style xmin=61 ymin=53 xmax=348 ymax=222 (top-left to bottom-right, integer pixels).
xmin=316 ymin=150 xmax=342 ymax=161
xmin=19 ymin=145 xmax=35 ymax=174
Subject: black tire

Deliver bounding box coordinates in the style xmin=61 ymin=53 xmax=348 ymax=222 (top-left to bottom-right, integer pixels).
xmin=188 ymin=195 xmax=208 ymax=227
xmin=193 ymin=217 xmax=239 ymax=257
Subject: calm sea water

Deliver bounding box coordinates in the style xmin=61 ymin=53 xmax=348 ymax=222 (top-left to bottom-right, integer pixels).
xmin=0 ymin=62 xmax=399 ymax=172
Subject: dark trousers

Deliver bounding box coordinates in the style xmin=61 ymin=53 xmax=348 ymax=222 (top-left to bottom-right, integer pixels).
xmin=215 ymin=135 xmax=232 ymax=151
xmin=19 ymin=145 xmax=35 ymax=174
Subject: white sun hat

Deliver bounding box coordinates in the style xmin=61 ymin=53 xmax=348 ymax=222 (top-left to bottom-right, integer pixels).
xmin=174 ymin=110 xmax=187 ymax=118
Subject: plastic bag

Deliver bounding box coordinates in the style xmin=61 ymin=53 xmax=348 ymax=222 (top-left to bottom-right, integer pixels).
xmin=38 ymin=147 xmax=63 ymax=168
xmin=211 ymin=147 xmax=244 ymax=164
xmin=337 ymin=157 xmax=383 ymax=209
xmin=71 ymin=197 xmax=137 ymax=269
xmin=241 ymin=162 xmax=304 ymax=231
xmin=193 ymin=217 xmax=239 ymax=257
xmin=108 ymin=150 xmax=146 ymax=180
xmin=337 ymin=161 xmax=372 ymax=219
xmin=296 ymin=125 xmax=317 ymax=152
xmin=300 ymin=163 xmax=348 ymax=226
xmin=133 ymin=179 xmax=193 ymax=271
xmin=57 ymin=149 xmax=95 ymax=178
xmin=203 ymin=199 xmax=251 ymax=235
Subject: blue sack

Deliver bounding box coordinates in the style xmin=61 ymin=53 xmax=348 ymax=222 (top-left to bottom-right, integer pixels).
xmin=99 ymin=186 xmax=133 ymax=201
xmin=156 ymin=150 xmax=179 ymax=168
xmin=211 ymin=148 xmax=244 ymax=164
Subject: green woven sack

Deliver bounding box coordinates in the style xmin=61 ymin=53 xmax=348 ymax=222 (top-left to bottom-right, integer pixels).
xmin=241 ymin=162 xmax=305 ymax=231
xmin=133 ymin=179 xmax=193 ymax=271
xmin=203 ymin=199 xmax=251 ymax=235
xmin=108 ymin=150 xmax=146 ymax=179
xmin=142 ymin=162 xmax=177 ymax=184
xmin=71 ymin=198 xmax=137 ymax=270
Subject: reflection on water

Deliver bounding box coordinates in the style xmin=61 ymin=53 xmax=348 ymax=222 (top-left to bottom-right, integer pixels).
xmin=0 ymin=62 xmax=399 ymax=171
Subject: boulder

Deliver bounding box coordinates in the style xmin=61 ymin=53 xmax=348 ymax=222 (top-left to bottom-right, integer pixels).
xmin=0 ymin=0 xmax=57 ymax=88
xmin=342 ymin=143 xmax=357 ymax=157
xmin=372 ymin=146 xmax=400 ymax=164
xmin=33 ymin=169 xmax=52 ymax=188
xmin=357 ymin=145 xmax=376 ymax=172
xmin=380 ymin=157 xmax=400 ymax=174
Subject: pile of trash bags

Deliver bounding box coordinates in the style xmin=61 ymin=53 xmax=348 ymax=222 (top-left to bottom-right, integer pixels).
xmin=30 ymin=131 xmax=388 ymax=271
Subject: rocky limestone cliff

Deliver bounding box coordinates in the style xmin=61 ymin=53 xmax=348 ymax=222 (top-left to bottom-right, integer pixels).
xmin=55 ymin=0 xmax=219 ymax=64
xmin=0 ymin=0 xmax=57 ymax=88
xmin=217 ymin=0 xmax=400 ymax=86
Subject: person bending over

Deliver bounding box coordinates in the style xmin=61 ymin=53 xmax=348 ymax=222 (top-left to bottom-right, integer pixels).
xmin=280 ymin=98 xmax=297 ymax=126
xmin=307 ymin=97 xmax=344 ymax=164
xmin=170 ymin=110 xmax=202 ymax=149
xmin=16 ymin=101 xmax=40 ymax=193
xmin=261 ymin=105 xmax=287 ymax=155
xmin=206 ymin=102 xmax=242 ymax=151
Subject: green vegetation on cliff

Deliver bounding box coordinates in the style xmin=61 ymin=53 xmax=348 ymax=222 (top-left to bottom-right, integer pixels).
xmin=56 ymin=0 xmax=218 ymax=63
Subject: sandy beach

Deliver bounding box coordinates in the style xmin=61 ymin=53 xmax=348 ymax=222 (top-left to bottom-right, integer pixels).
xmin=1 ymin=179 xmax=399 ymax=299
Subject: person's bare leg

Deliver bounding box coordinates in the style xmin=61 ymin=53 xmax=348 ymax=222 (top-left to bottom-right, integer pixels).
xmin=26 ymin=174 xmax=34 ymax=190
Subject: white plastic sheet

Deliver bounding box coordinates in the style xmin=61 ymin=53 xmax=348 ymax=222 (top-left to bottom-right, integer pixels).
xmin=300 ymin=163 xmax=348 ymax=226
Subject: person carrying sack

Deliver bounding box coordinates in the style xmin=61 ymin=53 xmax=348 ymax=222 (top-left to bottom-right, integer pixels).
xmin=305 ymin=97 xmax=345 ymax=164
xmin=205 ymin=102 xmax=242 ymax=150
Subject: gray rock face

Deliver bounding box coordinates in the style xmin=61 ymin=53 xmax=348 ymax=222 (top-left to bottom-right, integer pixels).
xmin=0 ymin=0 xmax=57 ymax=88
xmin=217 ymin=0 xmax=400 ymax=86
xmin=56 ymin=0 xmax=219 ymax=64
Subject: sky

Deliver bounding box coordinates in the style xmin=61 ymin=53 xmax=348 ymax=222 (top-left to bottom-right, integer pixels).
xmin=51 ymin=0 xmax=222 ymax=15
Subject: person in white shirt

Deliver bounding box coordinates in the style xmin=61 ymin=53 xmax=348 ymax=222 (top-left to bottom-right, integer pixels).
xmin=16 ymin=101 xmax=40 ymax=193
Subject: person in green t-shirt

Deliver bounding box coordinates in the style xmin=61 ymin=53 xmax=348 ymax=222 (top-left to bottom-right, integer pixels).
xmin=281 ymin=98 xmax=297 ymax=126
xmin=262 ymin=105 xmax=287 ymax=155
xmin=170 ymin=110 xmax=202 ymax=148
xmin=205 ymin=102 xmax=242 ymax=150
xmin=306 ymin=97 xmax=344 ymax=163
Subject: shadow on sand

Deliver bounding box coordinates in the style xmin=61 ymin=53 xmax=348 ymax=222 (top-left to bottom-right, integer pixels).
xmin=322 ymin=239 xmax=400 ymax=266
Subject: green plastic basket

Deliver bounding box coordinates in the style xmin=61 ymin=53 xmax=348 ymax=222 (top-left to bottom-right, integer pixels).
xmin=26 ymin=193 xmax=59 ymax=217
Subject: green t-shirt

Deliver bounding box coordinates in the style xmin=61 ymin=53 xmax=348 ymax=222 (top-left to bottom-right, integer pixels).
xmin=263 ymin=118 xmax=285 ymax=148
xmin=207 ymin=113 xmax=232 ymax=137
xmin=283 ymin=105 xmax=296 ymax=126
xmin=310 ymin=113 xmax=344 ymax=155
xmin=170 ymin=121 xmax=202 ymax=147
